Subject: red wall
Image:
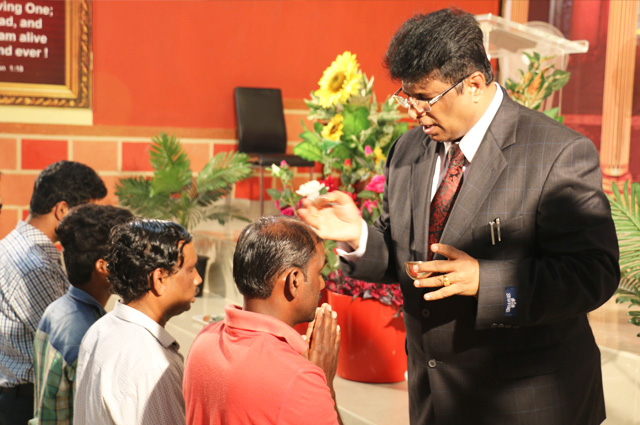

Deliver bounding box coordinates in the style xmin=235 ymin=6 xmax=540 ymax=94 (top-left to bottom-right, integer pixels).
xmin=92 ymin=0 xmax=500 ymax=129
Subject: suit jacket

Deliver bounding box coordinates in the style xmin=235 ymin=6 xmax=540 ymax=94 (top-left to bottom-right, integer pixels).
xmin=343 ymin=89 xmax=620 ymax=425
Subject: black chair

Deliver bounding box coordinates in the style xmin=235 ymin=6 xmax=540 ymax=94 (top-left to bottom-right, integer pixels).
xmin=234 ymin=87 xmax=315 ymax=215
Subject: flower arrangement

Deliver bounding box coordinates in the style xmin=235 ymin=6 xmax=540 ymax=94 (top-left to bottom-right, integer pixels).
xmin=268 ymin=51 xmax=408 ymax=308
xmin=326 ymin=270 xmax=404 ymax=308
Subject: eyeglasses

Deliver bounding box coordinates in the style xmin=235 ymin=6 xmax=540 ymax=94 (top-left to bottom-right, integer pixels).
xmin=392 ymin=73 xmax=473 ymax=113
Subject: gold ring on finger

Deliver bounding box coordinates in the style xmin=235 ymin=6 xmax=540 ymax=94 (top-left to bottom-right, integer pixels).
xmin=442 ymin=275 xmax=450 ymax=287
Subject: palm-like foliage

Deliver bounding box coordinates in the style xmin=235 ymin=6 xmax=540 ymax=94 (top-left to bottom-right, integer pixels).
xmin=608 ymin=181 xmax=640 ymax=336
xmin=116 ymin=133 xmax=252 ymax=231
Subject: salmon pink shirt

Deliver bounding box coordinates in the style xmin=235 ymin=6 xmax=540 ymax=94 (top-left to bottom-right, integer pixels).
xmin=183 ymin=305 xmax=339 ymax=425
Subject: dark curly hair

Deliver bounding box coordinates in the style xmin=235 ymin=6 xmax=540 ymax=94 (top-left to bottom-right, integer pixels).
xmin=105 ymin=219 xmax=192 ymax=304
xmin=30 ymin=161 xmax=107 ymax=216
xmin=384 ymin=8 xmax=493 ymax=87
xmin=233 ymin=216 xmax=323 ymax=299
xmin=56 ymin=204 xmax=133 ymax=287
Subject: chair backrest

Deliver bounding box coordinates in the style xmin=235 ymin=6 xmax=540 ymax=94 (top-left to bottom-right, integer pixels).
xmin=234 ymin=87 xmax=287 ymax=154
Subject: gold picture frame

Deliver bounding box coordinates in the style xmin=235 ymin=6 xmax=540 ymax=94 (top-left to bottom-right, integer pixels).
xmin=0 ymin=0 xmax=92 ymax=108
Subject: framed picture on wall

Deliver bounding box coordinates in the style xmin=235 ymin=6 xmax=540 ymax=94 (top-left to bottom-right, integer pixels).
xmin=0 ymin=0 xmax=92 ymax=108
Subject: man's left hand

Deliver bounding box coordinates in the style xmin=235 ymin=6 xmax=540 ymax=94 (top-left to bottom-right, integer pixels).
xmin=411 ymin=244 xmax=480 ymax=300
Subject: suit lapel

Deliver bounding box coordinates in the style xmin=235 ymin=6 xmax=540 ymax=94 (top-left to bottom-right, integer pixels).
xmin=411 ymin=138 xmax=438 ymax=260
xmin=438 ymin=91 xmax=519 ymax=250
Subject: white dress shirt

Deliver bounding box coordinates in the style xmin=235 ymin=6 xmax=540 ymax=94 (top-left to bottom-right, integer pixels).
xmin=341 ymin=82 xmax=503 ymax=259
xmin=74 ymin=302 xmax=185 ymax=425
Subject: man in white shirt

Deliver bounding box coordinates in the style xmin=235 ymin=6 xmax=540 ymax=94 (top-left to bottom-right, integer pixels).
xmin=74 ymin=219 xmax=202 ymax=425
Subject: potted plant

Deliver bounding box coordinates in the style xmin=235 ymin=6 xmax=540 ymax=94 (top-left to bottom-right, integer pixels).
xmin=608 ymin=181 xmax=640 ymax=336
xmin=269 ymin=51 xmax=409 ymax=382
xmin=504 ymin=51 xmax=571 ymax=122
xmin=115 ymin=133 xmax=253 ymax=296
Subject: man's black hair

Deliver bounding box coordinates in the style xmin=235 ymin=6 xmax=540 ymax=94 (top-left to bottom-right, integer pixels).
xmin=233 ymin=216 xmax=323 ymax=299
xmin=56 ymin=204 xmax=133 ymax=288
xmin=384 ymin=8 xmax=494 ymax=87
xmin=106 ymin=219 xmax=192 ymax=304
xmin=30 ymin=160 xmax=107 ymax=216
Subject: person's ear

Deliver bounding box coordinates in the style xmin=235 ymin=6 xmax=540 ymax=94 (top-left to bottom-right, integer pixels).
xmin=53 ymin=201 xmax=69 ymax=221
xmin=149 ymin=268 xmax=168 ymax=296
xmin=95 ymin=258 xmax=108 ymax=276
xmin=467 ymin=71 xmax=486 ymax=102
xmin=283 ymin=268 xmax=302 ymax=301
xmin=94 ymin=258 xmax=110 ymax=288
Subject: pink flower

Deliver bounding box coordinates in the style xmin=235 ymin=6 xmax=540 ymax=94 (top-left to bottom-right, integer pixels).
xmin=362 ymin=199 xmax=377 ymax=213
xmin=344 ymin=159 xmax=352 ymax=168
xmin=280 ymin=207 xmax=295 ymax=216
xmin=364 ymin=146 xmax=373 ymax=156
xmin=365 ymin=175 xmax=385 ymax=193
xmin=280 ymin=160 xmax=289 ymax=168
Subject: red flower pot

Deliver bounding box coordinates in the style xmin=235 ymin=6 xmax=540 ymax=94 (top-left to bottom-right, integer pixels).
xmin=328 ymin=291 xmax=407 ymax=383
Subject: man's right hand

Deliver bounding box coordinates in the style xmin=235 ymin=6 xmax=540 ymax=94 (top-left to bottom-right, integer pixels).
xmin=306 ymin=303 xmax=340 ymax=387
xmin=298 ymin=191 xmax=362 ymax=249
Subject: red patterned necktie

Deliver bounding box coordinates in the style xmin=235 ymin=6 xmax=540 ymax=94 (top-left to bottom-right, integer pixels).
xmin=427 ymin=143 xmax=465 ymax=260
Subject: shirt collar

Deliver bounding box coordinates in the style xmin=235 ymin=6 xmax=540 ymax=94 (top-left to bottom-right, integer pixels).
xmin=223 ymin=305 xmax=308 ymax=354
xmin=16 ymin=220 xmax=61 ymax=261
xmin=113 ymin=301 xmax=179 ymax=350
xmin=67 ymin=286 xmax=107 ymax=316
xmin=451 ymin=82 xmax=503 ymax=162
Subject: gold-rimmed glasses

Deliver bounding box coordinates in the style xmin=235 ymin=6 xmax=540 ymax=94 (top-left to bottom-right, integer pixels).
xmin=392 ymin=73 xmax=473 ymax=113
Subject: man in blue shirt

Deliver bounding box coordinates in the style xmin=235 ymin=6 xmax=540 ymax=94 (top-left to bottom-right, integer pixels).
xmin=31 ymin=204 xmax=133 ymax=425
xmin=0 ymin=161 xmax=106 ymax=425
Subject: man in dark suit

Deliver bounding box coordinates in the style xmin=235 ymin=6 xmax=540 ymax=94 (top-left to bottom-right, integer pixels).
xmin=299 ymin=8 xmax=620 ymax=425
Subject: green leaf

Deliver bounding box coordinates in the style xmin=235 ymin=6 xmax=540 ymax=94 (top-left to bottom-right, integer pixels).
xmin=266 ymin=188 xmax=282 ymax=200
xmin=543 ymin=107 xmax=563 ymax=122
xmin=357 ymin=190 xmax=376 ymax=199
xmin=330 ymin=143 xmax=353 ymax=161
xmin=319 ymin=140 xmax=340 ymax=152
xmin=321 ymin=239 xmax=339 ymax=277
xmin=549 ymin=70 xmax=570 ymax=91
xmin=299 ymin=129 xmax=321 ymax=145
xmin=149 ymin=133 xmax=193 ymax=195
xmin=391 ymin=122 xmax=409 ymax=141
xmin=609 ymin=180 xmax=640 ymax=335
xmin=293 ymin=141 xmax=323 ymax=162
xmin=196 ymin=151 xmax=253 ymax=200
xmin=342 ymin=106 xmax=370 ymax=140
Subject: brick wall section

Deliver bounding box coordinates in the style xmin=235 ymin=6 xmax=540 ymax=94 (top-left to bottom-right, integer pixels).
xmin=0 ymin=107 xmax=315 ymax=239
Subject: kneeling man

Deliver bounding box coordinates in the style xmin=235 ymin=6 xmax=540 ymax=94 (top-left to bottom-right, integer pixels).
xmin=183 ymin=216 xmax=342 ymax=425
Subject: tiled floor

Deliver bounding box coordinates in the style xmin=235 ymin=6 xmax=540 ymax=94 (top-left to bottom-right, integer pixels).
xmin=590 ymin=300 xmax=640 ymax=425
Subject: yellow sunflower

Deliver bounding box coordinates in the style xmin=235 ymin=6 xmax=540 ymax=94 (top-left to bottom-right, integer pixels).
xmin=315 ymin=51 xmax=362 ymax=108
xmin=321 ymin=114 xmax=344 ymax=141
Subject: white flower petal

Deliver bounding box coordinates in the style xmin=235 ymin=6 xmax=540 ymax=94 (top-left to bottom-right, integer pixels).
xmin=296 ymin=181 xmax=326 ymax=200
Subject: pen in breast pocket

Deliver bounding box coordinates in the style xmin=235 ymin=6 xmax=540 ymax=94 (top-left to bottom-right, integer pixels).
xmin=489 ymin=218 xmax=501 ymax=245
